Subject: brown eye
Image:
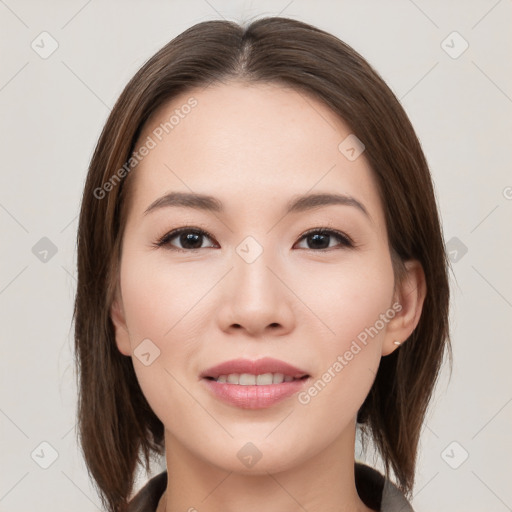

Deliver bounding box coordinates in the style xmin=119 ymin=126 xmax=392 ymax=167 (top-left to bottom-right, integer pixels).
xmin=156 ymin=228 xmax=217 ymax=251
xmin=295 ymin=229 xmax=354 ymax=250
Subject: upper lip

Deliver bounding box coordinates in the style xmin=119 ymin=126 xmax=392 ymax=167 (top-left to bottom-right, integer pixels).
xmin=200 ymin=357 xmax=309 ymax=379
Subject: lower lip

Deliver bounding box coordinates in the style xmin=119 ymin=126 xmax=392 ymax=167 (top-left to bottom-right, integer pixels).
xmin=201 ymin=378 xmax=309 ymax=409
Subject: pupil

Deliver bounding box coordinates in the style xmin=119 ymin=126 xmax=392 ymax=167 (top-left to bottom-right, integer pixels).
xmin=181 ymin=232 xmax=202 ymax=249
xmin=309 ymin=233 xmax=328 ymax=249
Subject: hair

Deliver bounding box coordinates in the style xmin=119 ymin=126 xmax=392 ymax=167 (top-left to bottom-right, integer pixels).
xmin=73 ymin=16 xmax=451 ymax=512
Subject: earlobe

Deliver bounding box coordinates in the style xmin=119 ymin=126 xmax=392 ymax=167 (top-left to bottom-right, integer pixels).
xmin=382 ymin=259 xmax=427 ymax=356
xmin=110 ymin=292 xmax=132 ymax=357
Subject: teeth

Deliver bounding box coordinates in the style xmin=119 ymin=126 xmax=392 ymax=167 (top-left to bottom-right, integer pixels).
xmin=213 ymin=373 xmax=299 ymax=385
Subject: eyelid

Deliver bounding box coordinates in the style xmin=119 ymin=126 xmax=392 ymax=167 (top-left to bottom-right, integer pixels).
xmin=298 ymin=227 xmax=354 ymax=248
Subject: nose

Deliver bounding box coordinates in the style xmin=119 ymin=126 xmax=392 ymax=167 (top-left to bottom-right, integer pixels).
xmin=216 ymin=248 xmax=295 ymax=338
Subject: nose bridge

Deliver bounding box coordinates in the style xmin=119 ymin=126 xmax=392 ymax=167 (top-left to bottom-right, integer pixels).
xmin=233 ymin=234 xmax=280 ymax=304
xmin=218 ymin=233 xmax=294 ymax=335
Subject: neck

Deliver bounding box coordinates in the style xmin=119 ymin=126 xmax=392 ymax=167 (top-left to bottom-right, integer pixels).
xmin=158 ymin=422 xmax=373 ymax=512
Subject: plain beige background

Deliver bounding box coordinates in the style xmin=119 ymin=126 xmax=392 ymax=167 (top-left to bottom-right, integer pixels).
xmin=1 ymin=1 xmax=511 ymax=511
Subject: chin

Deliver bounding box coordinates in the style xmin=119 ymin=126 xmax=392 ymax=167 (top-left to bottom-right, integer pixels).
xmin=199 ymin=436 xmax=311 ymax=476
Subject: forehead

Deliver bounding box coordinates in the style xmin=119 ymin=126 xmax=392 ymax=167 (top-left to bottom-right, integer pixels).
xmin=126 ymin=81 xmax=384 ymax=227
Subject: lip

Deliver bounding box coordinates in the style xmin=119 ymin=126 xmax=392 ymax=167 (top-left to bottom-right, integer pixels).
xmin=202 ymin=378 xmax=310 ymax=409
xmin=200 ymin=357 xmax=309 ymax=380
xmin=200 ymin=357 xmax=310 ymax=410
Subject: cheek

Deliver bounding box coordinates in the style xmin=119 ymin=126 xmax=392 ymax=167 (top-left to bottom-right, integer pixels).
xmin=119 ymin=251 xmax=213 ymax=344
xmin=290 ymin=254 xmax=394 ymax=426
xmin=118 ymin=246 xmax=243 ymax=406
xmin=294 ymin=252 xmax=395 ymax=346
xmin=117 ymin=253 xmax=208 ymax=412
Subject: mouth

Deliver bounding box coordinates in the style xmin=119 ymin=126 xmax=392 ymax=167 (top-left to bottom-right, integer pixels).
xmin=201 ymin=374 xmax=311 ymax=409
xmin=203 ymin=373 xmax=310 ymax=385
xmin=200 ymin=357 xmax=311 ymax=409
xmin=200 ymin=356 xmax=310 ymax=382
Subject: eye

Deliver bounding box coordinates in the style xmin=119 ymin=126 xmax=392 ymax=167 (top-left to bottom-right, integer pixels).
xmin=154 ymin=227 xmax=354 ymax=252
xmin=294 ymin=228 xmax=354 ymax=250
xmin=154 ymin=227 xmax=217 ymax=251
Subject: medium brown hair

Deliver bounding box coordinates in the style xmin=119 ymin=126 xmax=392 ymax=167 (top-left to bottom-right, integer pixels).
xmin=74 ymin=16 xmax=451 ymax=512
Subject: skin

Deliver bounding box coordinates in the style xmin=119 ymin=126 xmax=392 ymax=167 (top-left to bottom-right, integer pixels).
xmin=110 ymin=81 xmax=426 ymax=512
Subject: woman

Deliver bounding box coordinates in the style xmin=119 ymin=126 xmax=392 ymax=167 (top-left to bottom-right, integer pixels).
xmin=74 ymin=16 xmax=451 ymax=512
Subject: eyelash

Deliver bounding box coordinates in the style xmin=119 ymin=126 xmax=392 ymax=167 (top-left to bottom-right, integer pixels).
xmin=153 ymin=226 xmax=355 ymax=252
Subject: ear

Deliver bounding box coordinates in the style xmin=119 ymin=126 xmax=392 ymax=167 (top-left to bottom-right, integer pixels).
xmin=110 ymin=289 xmax=132 ymax=356
xmin=382 ymin=259 xmax=427 ymax=356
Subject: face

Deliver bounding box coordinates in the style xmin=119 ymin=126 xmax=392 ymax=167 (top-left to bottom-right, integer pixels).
xmin=111 ymin=81 xmax=418 ymax=474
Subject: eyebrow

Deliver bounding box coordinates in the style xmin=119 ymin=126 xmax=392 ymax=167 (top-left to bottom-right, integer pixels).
xmin=144 ymin=191 xmax=371 ymax=221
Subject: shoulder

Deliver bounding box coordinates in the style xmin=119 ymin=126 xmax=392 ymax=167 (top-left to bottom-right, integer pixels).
xmin=355 ymin=462 xmax=415 ymax=512
xmin=127 ymin=471 xmax=167 ymax=512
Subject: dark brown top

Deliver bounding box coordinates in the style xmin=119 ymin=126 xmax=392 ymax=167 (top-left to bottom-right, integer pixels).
xmin=127 ymin=462 xmax=414 ymax=511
